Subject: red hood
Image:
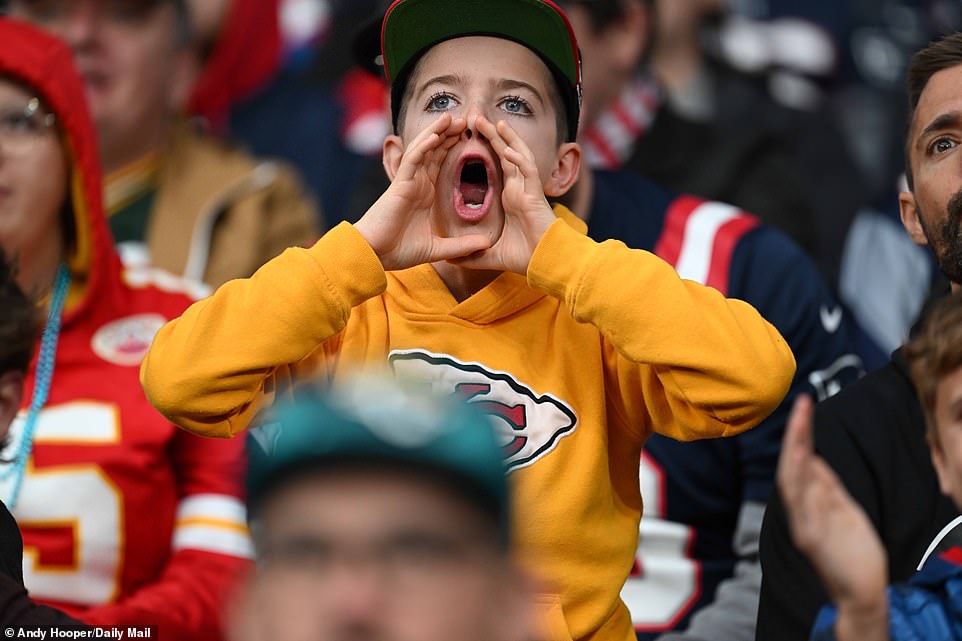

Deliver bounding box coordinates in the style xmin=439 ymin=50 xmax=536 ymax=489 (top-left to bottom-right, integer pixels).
xmin=0 ymin=18 xmax=115 ymax=320
xmin=188 ymin=0 xmax=282 ymax=131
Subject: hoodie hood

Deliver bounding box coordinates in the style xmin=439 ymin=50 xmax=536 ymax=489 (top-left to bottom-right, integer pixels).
xmin=188 ymin=0 xmax=282 ymax=132
xmin=0 ymin=18 xmax=113 ymax=319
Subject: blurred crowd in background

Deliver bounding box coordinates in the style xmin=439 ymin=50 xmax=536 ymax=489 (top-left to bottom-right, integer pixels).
xmin=42 ymin=0 xmax=960 ymax=363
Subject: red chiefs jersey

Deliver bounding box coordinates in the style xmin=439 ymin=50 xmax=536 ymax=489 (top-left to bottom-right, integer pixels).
xmin=0 ymin=20 xmax=250 ymax=640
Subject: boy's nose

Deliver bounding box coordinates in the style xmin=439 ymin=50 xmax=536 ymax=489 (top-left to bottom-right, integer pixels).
xmin=462 ymin=106 xmax=488 ymax=143
xmin=461 ymin=127 xmax=488 ymax=143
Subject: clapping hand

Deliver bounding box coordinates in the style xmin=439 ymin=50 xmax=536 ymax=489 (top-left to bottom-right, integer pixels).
xmin=777 ymin=395 xmax=890 ymax=641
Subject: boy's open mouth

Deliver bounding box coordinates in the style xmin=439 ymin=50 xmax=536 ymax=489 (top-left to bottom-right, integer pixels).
xmin=453 ymin=155 xmax=493 ymax=221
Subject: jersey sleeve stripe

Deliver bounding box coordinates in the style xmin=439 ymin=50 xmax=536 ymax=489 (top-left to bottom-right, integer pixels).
xmin=654 ymin=195 xmax=705 ymax=269
xmin=172 ymin=525 xmax=254 ymax=558
xmin=176 ymin=494 xmax=247 ymax=523
xmin=122 ymin=266 xmax=212 ymax=301
xmin=175 ymin=516 xmax=250 ymax=535
xmin=672 ymin=201 xmax=741 ymax=284
xmin=584 ymin=127 xmax=621 ymax=170
xmin=173 ymin=495 xmax=252 ymax=557
xmin=705 ymin=214 xmax=760 ymax=294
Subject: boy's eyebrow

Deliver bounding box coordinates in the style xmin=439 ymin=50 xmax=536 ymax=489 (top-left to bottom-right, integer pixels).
xmin=415 ymin=74 xmax=466 ymax=97
xmin=917 ymin=111 xmax=962 ymax=150
xmin=495 ymin=79 xmax=546 ymax=105
xmin=412 ymin=75 xmax=546 ymax=106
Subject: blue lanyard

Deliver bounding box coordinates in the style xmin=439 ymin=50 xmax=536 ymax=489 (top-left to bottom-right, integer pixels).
xmin=2 ymin=264 xmax=70 ymax=509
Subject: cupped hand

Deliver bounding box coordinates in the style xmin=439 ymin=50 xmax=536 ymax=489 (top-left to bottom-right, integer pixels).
xmin=355 ymin=114 xmax=493 ymax=271
xmin=450 ymin=117 xmax=557 ymax=275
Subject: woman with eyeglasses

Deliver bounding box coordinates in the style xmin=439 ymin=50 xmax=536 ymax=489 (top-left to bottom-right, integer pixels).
xmin=0 ymin=18 xmax=250 ymax=641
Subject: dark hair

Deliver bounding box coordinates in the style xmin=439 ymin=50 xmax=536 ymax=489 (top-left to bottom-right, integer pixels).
xmin=904 ymin=32 xmax=962 ymax=191
xmin=904 ymin=289 xmax=962 ymax=446
xmin=0 ymin=248 xmax=40 ymax=377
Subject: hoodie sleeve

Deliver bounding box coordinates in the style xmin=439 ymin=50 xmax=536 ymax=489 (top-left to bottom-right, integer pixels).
xmin=527 ymin=218 xmax=795 ymax=440
xmin=142 ymin=222 xmax=387 ymax=438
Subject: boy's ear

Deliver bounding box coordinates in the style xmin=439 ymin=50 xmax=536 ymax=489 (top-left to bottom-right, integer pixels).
xmin=383 ymin=134 xmax=405 ymax=182
xmin=543 ymin=142 xmax=582 ymax=199
xmin=899 ymin=190 xmax=930 ymax=247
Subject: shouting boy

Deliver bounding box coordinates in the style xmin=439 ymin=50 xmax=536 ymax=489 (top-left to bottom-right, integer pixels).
xmin=142 ymin=1 xmax=796 ymax=640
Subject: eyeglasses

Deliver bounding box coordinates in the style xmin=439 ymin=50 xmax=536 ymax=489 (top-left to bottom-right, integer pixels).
xmin=0 ymin=98 xmax=57 ymax=156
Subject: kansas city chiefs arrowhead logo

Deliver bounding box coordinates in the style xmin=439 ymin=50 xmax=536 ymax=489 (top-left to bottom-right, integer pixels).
xmin=389 ymin=350 xmax=578 ymax=472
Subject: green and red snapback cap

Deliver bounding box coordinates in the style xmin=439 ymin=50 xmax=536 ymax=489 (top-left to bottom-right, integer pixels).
xmin=380 ymin=0 xmax=583 ymax=141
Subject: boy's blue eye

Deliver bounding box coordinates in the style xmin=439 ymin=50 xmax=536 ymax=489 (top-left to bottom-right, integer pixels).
xmin=500 ymin=96 xmax=532 ymax=116
xmin=426 ymin=92 xmax=455 ymax=111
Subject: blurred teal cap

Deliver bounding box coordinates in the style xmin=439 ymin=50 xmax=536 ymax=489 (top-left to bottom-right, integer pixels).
xmin=246 ymin=374 xmax=510 ymax=539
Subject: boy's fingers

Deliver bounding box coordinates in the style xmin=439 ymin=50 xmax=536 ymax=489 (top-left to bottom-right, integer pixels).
xmin=476 ymin=116 xmax=511 ymax=157
xmin=397 ymin=116 xmax=461 ymax=181
xmin=447 ymin=250 xmax=498 ymax=271
xmin=496 ymin=120 xmax=537 ymax=163
xmin=429 ymin=132 xmax=463 ymax=172
xmin=404 ymin=116 xmax=466 ymax=181
xmin=495 ymin=146 xmax=520 ymax=183
xmin=443 ymin=116 xmax=468 ymax=138
xmin=503 ymin=146 xmax=543 ymax=196
xmin=396 ymin=133 xmax=444 ymax=183
xmin=430 ymin=235 xmax=492 ymax=262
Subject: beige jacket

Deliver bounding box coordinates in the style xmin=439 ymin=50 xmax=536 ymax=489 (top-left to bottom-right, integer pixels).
xmin=144 ymin=125 xmax=321 ymax=288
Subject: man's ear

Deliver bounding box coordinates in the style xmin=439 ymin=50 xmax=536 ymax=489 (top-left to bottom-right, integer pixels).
xmin=0 ymin=371 xmax=24 ymax=442
xmin=899 ymin=190 xmax=930 ymax=247
xmin=544 ymin=142 xmax=582 ymax=199
xmin=382 ymin=134 xmax=405 ymax=182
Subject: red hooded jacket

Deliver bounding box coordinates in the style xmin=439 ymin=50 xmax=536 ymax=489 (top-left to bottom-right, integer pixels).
xmin=0 ymin=18 xmax=250 ymax=640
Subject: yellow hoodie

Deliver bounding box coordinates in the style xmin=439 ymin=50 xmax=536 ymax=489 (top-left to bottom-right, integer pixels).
xmin=142 ymin=206 xmax=795 ymax=641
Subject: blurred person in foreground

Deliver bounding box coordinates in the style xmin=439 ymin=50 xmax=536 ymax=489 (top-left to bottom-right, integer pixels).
xmin=141 ymin=0 xmax=797 ymax=639
xmin=756 ymin=31 xmax=962 ymax=641
xmin=0 ymin=250 xmax=84 ymax=628
xmin=229 ymin=375 xmax=536 ymax=641
xmin=6 ymin=0 xmax=320 ymax=287
xmin=0 ymin=18 xmax=250 ymax=639
xmin=778 ymin=290 xmax=962 ymax=641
